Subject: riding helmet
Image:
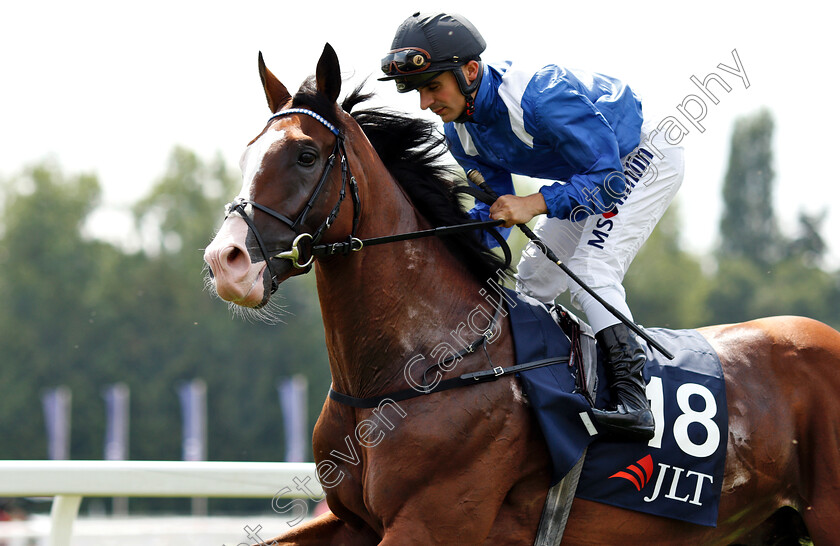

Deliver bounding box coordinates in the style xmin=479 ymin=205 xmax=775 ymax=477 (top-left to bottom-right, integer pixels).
xmin=379 ymin=12 xmax=486 ymax=93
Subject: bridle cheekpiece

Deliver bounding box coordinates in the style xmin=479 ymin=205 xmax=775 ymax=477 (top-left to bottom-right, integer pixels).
xmin=224 ymin=108 xmax=361 ymax=294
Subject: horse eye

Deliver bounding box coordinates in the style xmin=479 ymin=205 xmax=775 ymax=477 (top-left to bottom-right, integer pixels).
xmin=298 ymin=151 xmax=317 ymax=166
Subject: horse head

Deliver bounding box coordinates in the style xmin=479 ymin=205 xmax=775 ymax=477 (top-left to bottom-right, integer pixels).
xmin=204 ymin=44 xmax=358 ymax=309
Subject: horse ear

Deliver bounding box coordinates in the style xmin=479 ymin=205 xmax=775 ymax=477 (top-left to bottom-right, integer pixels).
xmin=258 ymin=51 xmax=292 ymax=113
xmin=316 ymin=43 xmax=341 ymax=104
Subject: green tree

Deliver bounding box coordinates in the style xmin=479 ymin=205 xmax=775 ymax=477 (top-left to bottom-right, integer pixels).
xmin=705 ymin=255 xmax=840 ymax=328
xmin=0 ymin=161 xmax=111 ymax=459
xmin=786 ymin=210 xmax=828 ymax=267
xmin=717 ymin=108 xmax=780 ymax=266
xmin=704 ymin=257 xmax=763 ymax=325
xmin=624 ymin=204 xmax=710 ymax=329
xmin=132 ymin=146 xmax=234 ymax=260
xmin=707 ymin=108 xmax=840 ymax=327
xmin=0 ymin=153 xmax=332 ymax=471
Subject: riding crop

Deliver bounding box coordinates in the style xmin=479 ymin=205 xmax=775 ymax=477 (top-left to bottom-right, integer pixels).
xmin=466 ymin=169 xmax=674 ymax=360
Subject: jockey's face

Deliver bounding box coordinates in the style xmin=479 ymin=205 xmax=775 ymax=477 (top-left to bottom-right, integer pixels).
xmin=417 ymin=70 xmax=467 ymax=123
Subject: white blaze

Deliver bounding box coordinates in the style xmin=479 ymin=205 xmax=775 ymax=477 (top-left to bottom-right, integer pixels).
xmin=238 ymin=128 xmax=288 ymax=200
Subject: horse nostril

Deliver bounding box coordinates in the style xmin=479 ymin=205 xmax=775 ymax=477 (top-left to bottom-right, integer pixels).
xmin=225 ymin=246 xmax=242 ymax=266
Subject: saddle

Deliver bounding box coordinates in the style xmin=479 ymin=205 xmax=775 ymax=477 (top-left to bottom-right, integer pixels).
xmin=508 ymin=293 xmax=728 ymax=543
xmin=551 ymin=304 xmax=598 ymax=406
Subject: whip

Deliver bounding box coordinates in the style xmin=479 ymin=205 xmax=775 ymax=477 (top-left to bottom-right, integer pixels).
xmin=466 ymin=169 xmax=674 ymax=360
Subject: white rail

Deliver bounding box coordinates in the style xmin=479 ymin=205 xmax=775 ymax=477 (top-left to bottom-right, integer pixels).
xmin=0 ymin=460 xmax=320 ymax=546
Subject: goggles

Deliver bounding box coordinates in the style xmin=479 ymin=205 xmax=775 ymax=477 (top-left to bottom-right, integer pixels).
xmin=381 ymin=47 xmax=432 ymax=75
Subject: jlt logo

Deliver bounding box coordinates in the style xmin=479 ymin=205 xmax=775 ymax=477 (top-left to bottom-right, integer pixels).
xmin=644 ymin=463 xmax=713 ymax=506
xmin=611 ymin=456 xmax=714 ymax=506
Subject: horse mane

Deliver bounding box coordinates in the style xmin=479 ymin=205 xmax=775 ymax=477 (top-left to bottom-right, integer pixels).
xmin=290 ymin=78 xmax=509 ymax=284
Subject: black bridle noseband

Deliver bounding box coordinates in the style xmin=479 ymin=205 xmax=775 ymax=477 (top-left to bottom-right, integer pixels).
xmin=224 ymin=108 xmax=362 ymax=293
xmin=224 ymin=107 xmax=509 ymax=295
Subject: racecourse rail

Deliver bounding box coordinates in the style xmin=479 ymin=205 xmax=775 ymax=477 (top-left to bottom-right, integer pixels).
xmin=0 ymin=460 xmax=320 ymax=546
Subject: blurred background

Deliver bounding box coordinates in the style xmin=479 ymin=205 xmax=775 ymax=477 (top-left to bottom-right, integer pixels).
xmin=1 ymin=0 xmax=837 ymax=542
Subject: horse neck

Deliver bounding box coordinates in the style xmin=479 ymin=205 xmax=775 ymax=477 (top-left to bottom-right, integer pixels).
xmin=314 ymin=140 xmax=488 ymax=398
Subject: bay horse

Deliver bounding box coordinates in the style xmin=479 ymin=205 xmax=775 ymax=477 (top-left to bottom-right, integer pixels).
xmin=203 ymin=44 xmax=840 ymax=544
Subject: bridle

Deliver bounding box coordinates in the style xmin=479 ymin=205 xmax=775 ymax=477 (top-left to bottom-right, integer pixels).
xmin=224 ymin=107 xmax=509 ymax=295
xmin=224 ymin=108 xmax=362 ymax=294
xmin=222 ymin=108 xmax=563 ymax=408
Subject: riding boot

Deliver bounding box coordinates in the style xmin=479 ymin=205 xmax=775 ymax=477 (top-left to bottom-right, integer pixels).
xmin=590 ymin=323 xmax=655 ymax=441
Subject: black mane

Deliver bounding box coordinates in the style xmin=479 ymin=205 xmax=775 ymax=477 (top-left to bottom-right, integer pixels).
xmin=345 ymin=86 xmax=511 ymax=284
xmin=290 ymin=79 xmax=509 ymax=285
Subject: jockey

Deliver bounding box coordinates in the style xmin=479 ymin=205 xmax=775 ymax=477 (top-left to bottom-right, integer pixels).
xmin=380 ymin=12 xmax=685 ymax=441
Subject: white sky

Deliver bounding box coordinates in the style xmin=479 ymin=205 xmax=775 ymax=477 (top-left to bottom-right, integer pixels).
xmin=2 ymin=1 xmax=838 ymax=263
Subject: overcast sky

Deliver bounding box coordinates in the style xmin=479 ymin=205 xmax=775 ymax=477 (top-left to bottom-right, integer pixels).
xmin=2 ymin=1 xmax=837 ymax=263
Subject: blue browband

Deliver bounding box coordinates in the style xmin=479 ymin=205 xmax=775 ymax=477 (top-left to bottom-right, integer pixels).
xmin=268 ymin=108 xmax=340 ymax=136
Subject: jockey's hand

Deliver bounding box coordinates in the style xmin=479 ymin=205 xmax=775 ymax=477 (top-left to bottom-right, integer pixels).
xmin=489 ymin=193 xmax=548 ymax=228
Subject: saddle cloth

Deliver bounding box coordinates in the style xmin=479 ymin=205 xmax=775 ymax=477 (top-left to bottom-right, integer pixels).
xmin=505 ymin=289 xmax=728 ymax=527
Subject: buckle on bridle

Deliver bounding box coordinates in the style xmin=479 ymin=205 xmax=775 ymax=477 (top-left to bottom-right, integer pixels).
xmin=275 ymin=233 xmax=315 ymax=269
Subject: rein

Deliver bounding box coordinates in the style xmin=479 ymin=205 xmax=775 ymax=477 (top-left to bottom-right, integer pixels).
xmin=310 ymin=216 xmax=509 ymax=263
xmin=224 ymin=108 xmax=513 ymax=293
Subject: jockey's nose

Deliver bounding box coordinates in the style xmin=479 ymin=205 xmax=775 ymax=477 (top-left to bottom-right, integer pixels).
xmin=419 ymin=89 xmax=434 ymax=111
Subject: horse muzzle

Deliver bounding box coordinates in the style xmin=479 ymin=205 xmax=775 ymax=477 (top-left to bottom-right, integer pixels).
xmin=204 ymin=216 xmax=276 ymax=307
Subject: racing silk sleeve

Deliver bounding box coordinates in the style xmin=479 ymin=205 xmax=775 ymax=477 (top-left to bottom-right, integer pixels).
xmin=445 ymin=129 xmax=514 ymax=249
xmin=526 ymin=72 xmax=638 ymax=220
xmin=443 ymin=64 xmax=642 ymax=246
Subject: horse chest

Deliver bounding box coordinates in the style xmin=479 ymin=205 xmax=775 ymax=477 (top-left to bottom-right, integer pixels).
xmin=314 ymin=399 xmax=410 ymax=482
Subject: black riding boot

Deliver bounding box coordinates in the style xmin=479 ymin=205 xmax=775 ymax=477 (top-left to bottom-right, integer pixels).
xmin=590 ymin=323 xmax=655 ymax=441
